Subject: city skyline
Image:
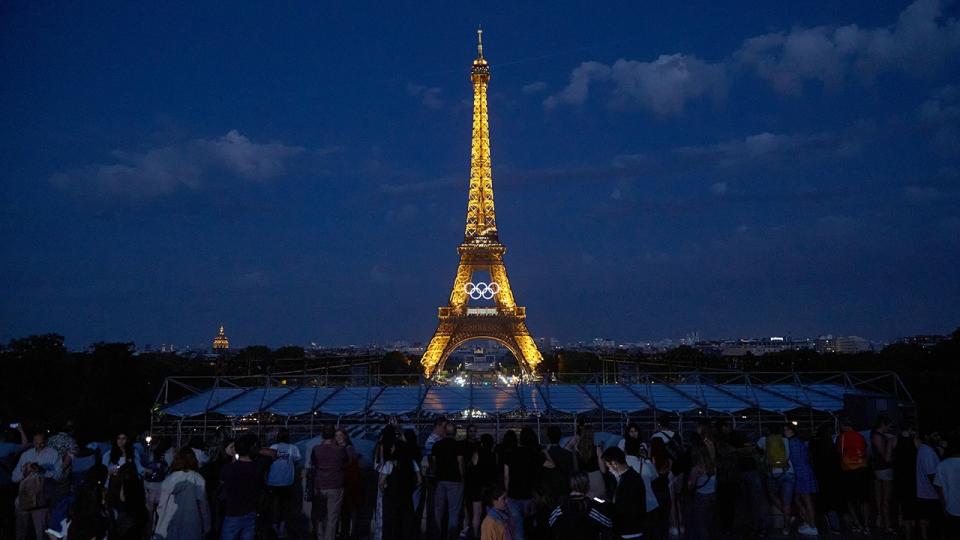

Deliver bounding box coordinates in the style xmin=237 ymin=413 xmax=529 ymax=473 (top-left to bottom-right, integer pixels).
xmin=2 ymin=1 xmax=959 ymax=349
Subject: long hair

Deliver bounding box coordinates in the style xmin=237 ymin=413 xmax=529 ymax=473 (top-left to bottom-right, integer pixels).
xmin=692 ymin=442 xmax=716 ymax=475
xmin=650 ymin=437 xmax=670 ymax=474
xmin=480 ymin=433 xmax=495 ymax=452
xmin=501 ymin=430 xmax=518 ymax=451
xmin=170 ymin=446 xmax=199 ymax=473
xmin=108 ymin=433 xmax=134 ymax=465
xmin=403 ymin=428 xmax=421 ymax=462
xmin=623 ymin=422 xmax=642 ymax=457
xmin=577 ymin=424 xmax=596 ymax=461
xmin=519 ymin=426 xmax=539 ymax=448
xmin=377 ymin=425 xmax=397 ymax=464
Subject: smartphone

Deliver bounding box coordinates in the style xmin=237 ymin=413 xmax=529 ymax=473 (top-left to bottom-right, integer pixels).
xmin=8 ymin=423 xmax=19 ymax=429
xmin=592 ymin=497 xmax=606 ymax=503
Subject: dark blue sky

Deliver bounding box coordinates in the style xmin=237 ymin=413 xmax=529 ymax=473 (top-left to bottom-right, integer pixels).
xmin=2 ymin=1 xmax=958 ymax=348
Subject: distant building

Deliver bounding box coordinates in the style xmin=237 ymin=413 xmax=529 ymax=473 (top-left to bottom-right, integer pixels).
xmin=895 ymin=334 xmax=947 ymax=348
xmin=212 ymin=325 xmax=230 ymax=351
xmin=816 ymin=335 xmax=872 ymax=354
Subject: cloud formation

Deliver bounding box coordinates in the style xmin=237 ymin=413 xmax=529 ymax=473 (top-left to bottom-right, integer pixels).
xmin=406 ymin=82 xmax=444 ymax=109
xmin=521 ymin=81 xmax=547 ymax=94
xmin=545 ymin=54 xmax=726 ymax=115
xmin=919 ymin=85 xmax=960 ymax=155
xmin=673 ymin=131 xmax=838 ymax=168
xmin=546 ymin=0 xmax=960 ymax=112
xmin=736 ymin=0 xmax=960 ymax=95
xmin=51 ymin=130 xmax=306 ymax=199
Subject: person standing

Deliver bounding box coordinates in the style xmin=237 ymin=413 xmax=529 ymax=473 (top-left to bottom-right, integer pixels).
xmin=870 ymin=416 xmax=897 ymax=535
xmin=463 ymin=424 xmax=489 ymax=539
xmin=893 ymin=422 xmax=920 ymax=540
xmin=152 ymin=447 xmax=210 ymax=540
xmin=548 ymin=472 xmax=612 ymax=540
xmin=0 ymin=424 xmax=28 ymax=539
xmin=310 ymin=426 xmax=349 ymax=540
xmin=600 ymin=446 xmax=646 ymax=540
xmin=685 ymin=443 xmax=717 ymax=540
xmin=544 ymin=426 xmax=575 ymax=509
xmin=504 ymin=427 xmax=555 ymax=540
xmin=431 ymin=422 xmax=465 ymax=540
xmin=106 ymin=461 xmax=147 ymax=540
xmin=837 ymin=418 xmax=871 ymax=535
xmin=934 ymin=434 xmax=960 ymax=539
xmin=267 ymin=429 xmax=301 ymax=539
xmin=12 ymin=431 xmax=62 ymax=540
xmin=574 ymin=425 xmax=605 ymax=500
xmin=915 ymin=431 xmax=942 ymax=540
xmin=618 ymin=423 xmax=646 ymax=473
xmin=219 ymin=434 xmax=268 ymax=540
xmin=784 ymin=424 xmax=818 ymax=536
xmin=758 ymin=424 xmax=795 ymax=536
xmin=380 ymin=430 xmax=420 ymax=540
xmin=336 ymin=428 xmax=361 ymax=540
xmin=480 ymin=484 xmax=512 ymax=540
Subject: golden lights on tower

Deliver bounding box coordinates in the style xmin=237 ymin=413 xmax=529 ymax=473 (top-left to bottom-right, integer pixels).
xmin=420 ymin=30 xmax=544 ymax=379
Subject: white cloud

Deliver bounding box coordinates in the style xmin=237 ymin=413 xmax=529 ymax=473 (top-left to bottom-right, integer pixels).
xmin=50 ymin=130 xmax=306 ymax=199
xmin=674 ymin=131 xmax=835 ymax=168
xmin=406 ymin=82 xmax=444 ymax=109
xmin=545 ymin=0 xmax=960 ymax=112
xmin=904 ymin=185 xmax=942 ymax=204
xmin=522 ymin=81 xmax=547 ymax=94
xmin=735 ymin=0 xmax=960 ymax=94
xmin=919 ymin=85 xmax=960 ymax=155
xmin=545 ymin=55 xmax=726 ymax=115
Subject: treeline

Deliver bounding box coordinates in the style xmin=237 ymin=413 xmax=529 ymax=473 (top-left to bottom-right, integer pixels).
xmin=1 ymin=329 xmax=958 ymax=439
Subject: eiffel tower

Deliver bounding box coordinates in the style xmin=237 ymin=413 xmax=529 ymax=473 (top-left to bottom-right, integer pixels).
xmin=421 ymin=29 xmax=544 ymax=379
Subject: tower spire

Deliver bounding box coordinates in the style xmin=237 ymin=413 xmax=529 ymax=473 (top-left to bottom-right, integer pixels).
xmin=465 ymin=28 xmax=496 ymax=240
xmin=476 ymin=26 xmax=483 ymax=58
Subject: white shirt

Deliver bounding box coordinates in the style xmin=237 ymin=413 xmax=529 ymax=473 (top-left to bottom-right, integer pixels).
xmin=916 ymin=443 xmax=940 ymax=500
xmin=12 ymin=447 xmax=62 ymax=482
xmin=934 ymin=456 xmax=960 ymax=516
xmin=267 ymin=442 xmax=302 ymax=487
xmin=638 ymin=458 xmax=660 ymax=512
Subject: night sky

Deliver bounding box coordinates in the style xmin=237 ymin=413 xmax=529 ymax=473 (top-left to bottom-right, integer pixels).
xmin=2 ymin=1 xmax=958 ymax=349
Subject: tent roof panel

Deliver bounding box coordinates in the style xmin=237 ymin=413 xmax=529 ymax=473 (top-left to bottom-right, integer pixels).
xmin=369 ymin=386 xmax=423 ymax=416
xmin=215 ymin=387 xmax=292 ymax=417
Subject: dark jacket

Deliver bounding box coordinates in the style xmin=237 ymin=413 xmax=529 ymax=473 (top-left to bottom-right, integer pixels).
xmin=549 ymin=494 xmax=612 ymax=540
xmin=610 ymin=467 xmax=646 ymax=538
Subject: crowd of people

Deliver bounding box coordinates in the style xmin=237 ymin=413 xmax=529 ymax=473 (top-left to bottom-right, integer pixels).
xmin=0 ymin=414 xmax=957 ymax=540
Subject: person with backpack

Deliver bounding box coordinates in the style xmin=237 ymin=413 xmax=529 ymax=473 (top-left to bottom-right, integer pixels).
xmin=837 ymin=417 xmax=871 ymax=535
xmin=757 ymin=423 xmax=795 ymax=536
xmin=651 ymin=419 xmax=685 ymax=537
xmin=12 ymin=430 xmax=62 ymax=540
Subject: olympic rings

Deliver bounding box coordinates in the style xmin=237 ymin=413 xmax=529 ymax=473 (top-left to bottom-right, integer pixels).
xmin=463 ymin=281 xmax=500 ymax=300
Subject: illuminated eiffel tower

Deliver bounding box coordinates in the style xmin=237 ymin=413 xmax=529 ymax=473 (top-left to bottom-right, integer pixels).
xmin=421 ymin=29 xmax=544 ymax=379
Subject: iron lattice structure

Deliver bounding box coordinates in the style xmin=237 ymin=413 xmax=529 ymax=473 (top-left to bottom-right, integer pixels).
xmin=151 ymin=370 xmax=913 ymax=448
xmin=421 ymin=30 xmax=542 ymax=378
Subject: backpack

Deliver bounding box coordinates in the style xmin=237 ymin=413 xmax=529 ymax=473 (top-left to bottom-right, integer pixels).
xmin=764 ymin=434 xmax=789 ymax=473
xmin=655 ymin=431 xmax=683 ymax=461
xmin=838 ymin=431 xmax=867 ymax=471
xmin=17 ymin=472 xmax=47 ymax=511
